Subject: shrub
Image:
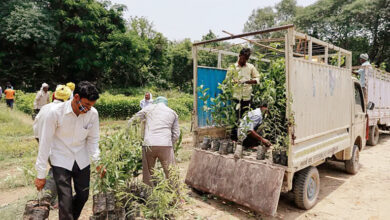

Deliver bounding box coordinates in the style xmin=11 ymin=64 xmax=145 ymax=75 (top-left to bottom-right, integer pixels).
xmin=11 ymin=90 xmax=193 ymax=120
xmin=14 ymin=90 xmax=36 ymax=115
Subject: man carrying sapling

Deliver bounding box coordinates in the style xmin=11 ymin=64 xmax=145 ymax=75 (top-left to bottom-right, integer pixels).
xmin=129 ymin=96 xmax=180 ymax=186
xmin=35 ymin=81 xmax=105 ymax=220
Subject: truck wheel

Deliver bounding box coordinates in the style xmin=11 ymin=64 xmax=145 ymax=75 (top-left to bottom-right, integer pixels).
xmin=367 ymin=125 xmax=379 ymax=146
xmin=345 ymin=145 xmax=360 ymax=174
xmin=294 ymin=166 xmax=320 ymax=210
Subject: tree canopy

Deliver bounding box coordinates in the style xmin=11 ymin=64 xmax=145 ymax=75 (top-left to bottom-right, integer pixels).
xmin=0 ymin=0 xmax=389 ymax=92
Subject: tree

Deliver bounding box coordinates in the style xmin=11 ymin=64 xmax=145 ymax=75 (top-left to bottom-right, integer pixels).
xmin=295 ymin=0 xmax=390 ymax=69
xmin=244 ymin=7 xmax=276 ymax=37
xmin=128 ymin=17 xmax=170 ymax=87
xmin=275 ymin=0 xmax=298 ymax=24
xmin=0 ymin=0 xmax=57 ymax=90
xmin=198 ymin=30 xmax=219 ymax=67
xmin=168 ymin=39 xmax=193 ymax=92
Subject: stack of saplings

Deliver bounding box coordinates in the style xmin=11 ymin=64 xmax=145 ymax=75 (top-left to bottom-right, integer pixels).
xmin=198 ymin=58 xmax=289 ymax=165
xmin=90 ymin=192 xmax=125 ymax=220
xmin=23 ymin=199 xmax=50 ymax=220
xmin=199 ymin=137 xmax=235 ymax=155
xmin=91 ymin=124 xmax=186 ymax=219
xmin=253 ymin=58 xmax=289 ymax=165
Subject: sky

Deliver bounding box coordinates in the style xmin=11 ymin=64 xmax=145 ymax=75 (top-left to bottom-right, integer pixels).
xmin=110 ymin=0 xmax=318 ymax=41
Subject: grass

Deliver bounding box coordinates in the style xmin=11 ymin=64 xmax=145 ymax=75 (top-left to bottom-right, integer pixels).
xmin=0 ymin=104 xmax=37 ymax=161
xmin=0 ymin=102 xmax=195 ymax=219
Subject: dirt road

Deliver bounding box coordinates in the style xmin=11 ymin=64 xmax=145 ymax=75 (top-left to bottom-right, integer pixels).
xmin=179 ymin=135 xmax=390 ymax=220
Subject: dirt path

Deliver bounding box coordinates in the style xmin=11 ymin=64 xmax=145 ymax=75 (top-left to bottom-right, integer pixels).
xmin=179 ymin=135 xmax=390 ymax=220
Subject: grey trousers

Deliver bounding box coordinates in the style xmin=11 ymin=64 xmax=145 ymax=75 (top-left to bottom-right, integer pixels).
xmin=142 ymin=146 xmax=175 ymax=186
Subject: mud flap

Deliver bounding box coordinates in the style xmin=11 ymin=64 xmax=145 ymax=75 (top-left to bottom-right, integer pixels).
xmin=185 ymin=149 xmax=285 ymax=216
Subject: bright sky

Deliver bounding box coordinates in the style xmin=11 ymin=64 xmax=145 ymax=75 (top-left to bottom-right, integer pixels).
xmin=110 ymin=0 xmax=318 ymax=41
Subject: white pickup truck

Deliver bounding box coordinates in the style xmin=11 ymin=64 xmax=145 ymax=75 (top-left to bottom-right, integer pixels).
xmin=185 ymin=25 xmax=368 ymax=216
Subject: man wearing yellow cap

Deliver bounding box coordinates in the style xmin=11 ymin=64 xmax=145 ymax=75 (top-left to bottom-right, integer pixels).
xmin=33 ymin=85 xmax=72 ymax=206
xmin=66 ymin=82 xmax=75 ymax=100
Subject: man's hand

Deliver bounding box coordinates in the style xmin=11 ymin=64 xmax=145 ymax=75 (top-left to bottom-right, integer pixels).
xmin=244 ymin=80 xmax=257 ymax=84
xmin=34 ymin=178 xmax=46 ymax=191
xmin=262 ymin=139 xmax=272 ymax=148
xmin=96 ymin=165 xmax=106 ymax=179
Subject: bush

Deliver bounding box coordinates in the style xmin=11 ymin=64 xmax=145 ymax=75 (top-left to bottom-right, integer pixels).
xmin=14 ymin=90 xmax=36 ymax=115
xmin=11 ymin=90 xmax=193 ymax=120
xmin=95 ymin=92 xmax=193 ymax=120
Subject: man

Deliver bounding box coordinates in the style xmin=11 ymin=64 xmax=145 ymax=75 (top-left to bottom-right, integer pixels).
xmin=357 ymin=53 xmax=372 ymax=105
xmin=35 ymin=81 xmax=103 ymax=220
xmin=34 ymin=83 xmax=50 ymax=116
xmin=0 ymin=85 xmax=2 ymax=100
xmin=4 ymin=83 xmax=15 ymax=109
xmin=226 ymin=48 xmax=260 ymax=140
xmin=33 ymin=85 xmax=72 ymax=206
xmin=34 ymin=85 xmax=72 ymax=140
xmin=129 ymin=96 xmax=180 ymax=186
xmin=140 ymin=92 xmax=153 ymax=109
xmin=238 ymin=103 xmax=271 ymax=149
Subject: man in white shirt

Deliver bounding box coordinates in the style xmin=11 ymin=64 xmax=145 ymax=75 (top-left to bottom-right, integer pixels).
xmin=33 ymin=85 xmax=72 ymax=205
xmin=33 ymin=83 xmax=50 ymax=116
xmin=35 ymin=81 xmax=102 ymax=220
xmin=357 ymin=53 xmax=372 ymax=105
xmin=129 ymin=96 xmax=180 ymax=186
xmin=238 ymin=103 xmax=271 ymax=148
xmin=34 ymin=85 xmax=72 ymax=140
xmin=140 ymin=92 xmax=153 ymax=109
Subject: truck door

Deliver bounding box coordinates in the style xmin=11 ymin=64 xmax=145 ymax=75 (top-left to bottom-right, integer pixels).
xmin=353 ymin=83 xmax=366 ymax=147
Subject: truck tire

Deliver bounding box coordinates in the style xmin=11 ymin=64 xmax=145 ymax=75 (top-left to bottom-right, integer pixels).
xmin=345 ymin=145 xmax=360 ymax=174
xmin=367 ymin=125 xmax=379 ymax=146
xmin=294 ymin=166 xmax=320 ymax=210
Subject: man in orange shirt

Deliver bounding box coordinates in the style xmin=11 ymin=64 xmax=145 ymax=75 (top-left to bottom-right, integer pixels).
xmin=4 ymin=84 xmax=15 ymax=109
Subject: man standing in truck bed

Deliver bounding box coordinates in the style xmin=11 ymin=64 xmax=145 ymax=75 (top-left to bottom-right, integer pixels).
xmin=357 ymin=53 xmax=372 ymax=105
xmin=226 ymin=48 xmax=260 ymax=140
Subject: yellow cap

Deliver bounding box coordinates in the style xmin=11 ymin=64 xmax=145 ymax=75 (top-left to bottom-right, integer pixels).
xmin=66 ymin=82 xmax=75 ymax=91
xmin=55 ymin=85 xmax=72 ymax=101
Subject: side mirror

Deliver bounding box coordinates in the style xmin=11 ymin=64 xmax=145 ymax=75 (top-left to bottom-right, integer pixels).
xmin=367 ymin=101 xmax=375 ymax=110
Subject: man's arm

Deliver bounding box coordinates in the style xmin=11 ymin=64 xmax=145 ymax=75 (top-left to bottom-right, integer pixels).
xmin=248 ymin=130 xmax=271 ymax=147
xmin=128 ymin=107 xmax=148 ymax=124
xmin=86 ymin=113 xmax=100 ymax=163
xmin=171 ymin=114 xmax=180 ymax=144
xmin=33 ymin=91 xmax=40 ymax=109
xmin=35 ymin=109 xmax=56 ymax=179
xmin=245 ymin=65 xmax=260 ymax=84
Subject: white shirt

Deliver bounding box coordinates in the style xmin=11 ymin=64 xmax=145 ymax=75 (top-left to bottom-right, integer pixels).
xmin=33 ymin=100 xmax=62 ymax=139
xmin=358 ymin=61 xmax=372 ymax=88
xmin=131 ymin=103 xmax=180 ymax=147
xmin=34 ymin=90 xmax=50 ymax=109
xmin=140 ymin=98 xmax=153 ymax=109
xmin=35 ymin=100 xmax=100 ymax=179
xmin=238 ymin=108 xmax=263 ymax=140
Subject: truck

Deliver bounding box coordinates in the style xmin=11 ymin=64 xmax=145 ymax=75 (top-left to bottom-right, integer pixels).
xmin=185 ymin=25 xmax=369 ymax=216
xmin=355 ymin=65 xmax=390 ymax=146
